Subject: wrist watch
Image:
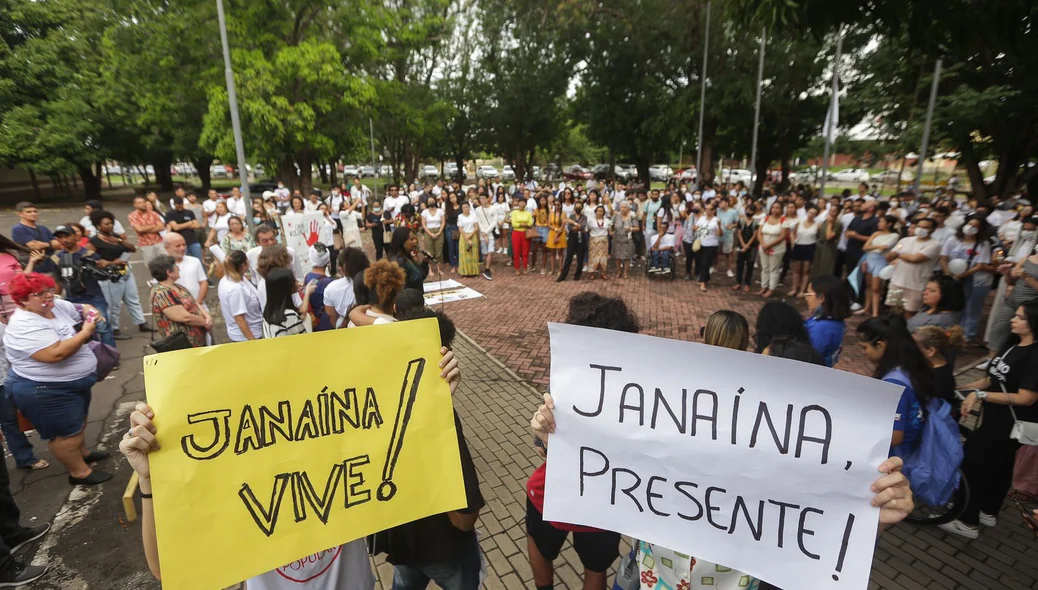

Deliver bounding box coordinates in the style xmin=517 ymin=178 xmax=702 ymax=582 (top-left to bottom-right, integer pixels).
xmin=976 ymin=390 xmax=988 ymax=400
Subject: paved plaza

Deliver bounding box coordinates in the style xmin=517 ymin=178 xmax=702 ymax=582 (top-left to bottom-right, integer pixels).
xmin=1 ymin=202 xmax=1035 ymax=589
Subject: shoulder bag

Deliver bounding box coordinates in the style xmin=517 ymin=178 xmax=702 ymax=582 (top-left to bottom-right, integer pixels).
xmin=994 ymin=357 xmax=1038 ymax=445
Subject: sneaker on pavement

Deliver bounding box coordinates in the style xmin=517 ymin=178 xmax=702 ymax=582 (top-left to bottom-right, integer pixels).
xmin=112 ymin=330 xmax=131 ymax=341
xmin=726 ymin=269 xmax=735 ymax=278
xmin=978 ymin=511 xmax=997 ymax=527
xmin=481 ymin=269 xmax=493 ymax=281
xmin=938 ymin=520 xmax=979 ymax=539
xmin=138 ymin=323 xmax=155 ymax=333
xmin=850 ymin=302 xmax=863 ymax=312
xmin=7 ymin=523 xmax=50 ymax=555
xmin=0 ymin=559 xmax=48 ymax=587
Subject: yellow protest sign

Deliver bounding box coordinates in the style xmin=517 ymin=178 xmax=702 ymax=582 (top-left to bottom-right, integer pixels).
xmin=143 ymin=318 xmax=465 ymax=590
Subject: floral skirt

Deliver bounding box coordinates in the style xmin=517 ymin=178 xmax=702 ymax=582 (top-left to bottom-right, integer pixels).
xmin=589 ymin=236 xmax=609 ymax=269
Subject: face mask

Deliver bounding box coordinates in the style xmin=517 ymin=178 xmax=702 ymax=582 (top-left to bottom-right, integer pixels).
xmin=963 ymin=225 xmax=979 ymax=236
xmin=372 ymin=207 xmax=381 ymax=213
xmin=1020 ymin=230 xmax=1036 ymax=240
xmin=915 ymin=228 xmax=930 ymax=239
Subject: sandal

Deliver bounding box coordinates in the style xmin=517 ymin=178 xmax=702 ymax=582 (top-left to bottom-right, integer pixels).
xmin=19 ymin=459 xmax=49 ymax=471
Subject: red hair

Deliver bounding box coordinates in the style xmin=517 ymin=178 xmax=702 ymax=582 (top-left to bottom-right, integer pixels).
xmin=8 ymin=273 xmax=56 ymax=305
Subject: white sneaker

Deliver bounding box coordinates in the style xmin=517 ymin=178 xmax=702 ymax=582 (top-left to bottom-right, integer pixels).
xmin=978 ymin=512 xmax=997 ymax=527
xmin=938 ymin=520 xmax=979 ymax=539
xmin=850 ymin=303 xmax=863 ymax=312
xmin=726 ymin=269 xmax=735 ymax=278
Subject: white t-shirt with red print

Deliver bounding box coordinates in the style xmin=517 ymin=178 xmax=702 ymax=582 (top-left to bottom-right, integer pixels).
xmin=245 ymin=540 xmax=374 ymax=590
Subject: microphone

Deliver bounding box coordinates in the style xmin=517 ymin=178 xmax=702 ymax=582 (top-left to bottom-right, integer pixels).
xmin=419 ymin=249 xmax=435 ymax=260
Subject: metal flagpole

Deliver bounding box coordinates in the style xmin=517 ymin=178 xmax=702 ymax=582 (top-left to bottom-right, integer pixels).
xmin=216 ymin=0 xmax=252 ymax=229
xmin=819 ymin=28 xmax=843 ymax=199
xmin=695 ymin=0 xmax=711 ymax=189
xmin=914 ymin=59 xmax=942 ymax=196
xmin=369 ymin=118 xmax=379 ymax=201
xmin=749 ymin=27 xmax=766 ymax=193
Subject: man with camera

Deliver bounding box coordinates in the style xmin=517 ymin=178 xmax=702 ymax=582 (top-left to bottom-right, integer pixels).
xmin=50 ymin=225 xmax=116 ymax=347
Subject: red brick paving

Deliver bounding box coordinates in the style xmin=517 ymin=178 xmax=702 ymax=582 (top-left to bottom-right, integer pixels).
xmin=428 ymin=257 xmax=987 ymax=391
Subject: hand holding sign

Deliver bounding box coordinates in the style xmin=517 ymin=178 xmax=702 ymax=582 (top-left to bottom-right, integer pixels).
xmin=542 ymin=323 xmax=905 ymax=590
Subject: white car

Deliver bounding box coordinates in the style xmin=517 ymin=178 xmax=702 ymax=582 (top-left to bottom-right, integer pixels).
xmin=477 ymin=165 xmax=499 ymax=179
xmin=443 ymin=163 xmax=468 ymax=179
xmin=502 ymin=165 xmax=515 ymax=181
xmin=830 ymin=168 xmax=871 ymax=183
xmin=421 ymin=165 xmax=439 ymax=179
xmin=649 ymin=165 xmax=673 ymax=181
xmin=872 ymin=170 xmax=914 ymax=183
xmin=719 ymin=168 xmax=754 ymax=185
xmin=342 ymin=165 xmax=360 ymax=178
xmin=210 ymin=165 xmax=229 ymax=179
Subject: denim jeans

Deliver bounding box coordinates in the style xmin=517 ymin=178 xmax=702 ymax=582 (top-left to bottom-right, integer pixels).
xmin=6 ymin=372 xmax=95 ymax=441
xmin=98 ymin=271 xmax=145 ymax=331
xmin=649 ymin=250 xmax=673 ymax=269
xmin=68 ymin=295 xmax=115 ymax=347
xmin=445 ymin=224 xmax=460 ymax=267
xmin=0 ymin=387 xmax=37 ymax=468
xmin=391 ymin=531 xmax=481 ymax=590
xmin=961 ymin=277 xmax=992 ymax=341
xmin=186 ymin=241 xmax=204 ymax=264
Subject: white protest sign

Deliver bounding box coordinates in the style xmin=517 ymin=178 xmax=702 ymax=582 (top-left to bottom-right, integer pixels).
xmin=543 ymin=323 xmax=903 ymax=590
xmin=281 ymin=212 xmax=333 ymax=275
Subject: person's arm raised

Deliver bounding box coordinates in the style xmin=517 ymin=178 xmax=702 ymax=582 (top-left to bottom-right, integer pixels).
xmin=119 ymin=402 xmax=161 ymax=580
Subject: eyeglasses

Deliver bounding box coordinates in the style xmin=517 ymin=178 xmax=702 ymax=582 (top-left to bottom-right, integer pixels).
xmin=29 ymin=289 xmax=55 ymax=299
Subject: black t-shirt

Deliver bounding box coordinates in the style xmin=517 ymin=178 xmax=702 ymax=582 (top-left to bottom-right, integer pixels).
xmin=932 ymin=363 xmax=956 ymax=406
xmin=88 ymin=236 xmax=131 ymax=262
xmin=845 ymin=215 xmax=879 ymax=258
xmin=983 ymin=343 xmax=1038 ymax=434
xmin=366 ymin=213 xmax=384 ymax=237
xmin=369 ymin=411 xmax=485 ymax=566
xmin=165 ymin=209 xmax=199 ymax=244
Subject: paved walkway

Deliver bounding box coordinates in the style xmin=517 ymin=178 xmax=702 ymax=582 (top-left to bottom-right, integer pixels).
xmin=4 ymin=202 xmax=1035 ymax=589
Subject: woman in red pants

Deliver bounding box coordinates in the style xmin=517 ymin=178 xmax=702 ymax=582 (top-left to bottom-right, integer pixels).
xmin=510 ymin=198 xmax=535 ymax=275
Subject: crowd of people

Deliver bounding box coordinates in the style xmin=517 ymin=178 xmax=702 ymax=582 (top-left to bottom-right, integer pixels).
xmin=0 ymin=170 xmax=1035 ymax=588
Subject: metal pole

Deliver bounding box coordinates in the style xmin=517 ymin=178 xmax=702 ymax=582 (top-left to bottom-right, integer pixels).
xmin=914 ymin=58 xmax=942 ymax=196
xmin=695 ymin=0 xmax=711 ymax=189
xmin=819 ymin=28 xmax=843 ymax=199
xmin=216 ymin=0 xmax=252 ymax=229
xmin=369 ymin=117 xmax=379 ymax=201
xmin=749 ymin=27 xmax=766 ymax=192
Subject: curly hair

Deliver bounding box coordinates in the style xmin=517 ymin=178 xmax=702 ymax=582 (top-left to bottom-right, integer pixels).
xmin=754 ymin=300 xmax=810 ymax=353
xmin=364 ymin=259 xmax=406 ymax=311
xmin=565 ymin=292 xmax=640 ymax=333
xmin=913 ymin=324 xmax=965 ymax=354
xmin=257 ymin=244 xmax=292 ymax=279
xmin=8 ymin=272 xmax=56 ymax=305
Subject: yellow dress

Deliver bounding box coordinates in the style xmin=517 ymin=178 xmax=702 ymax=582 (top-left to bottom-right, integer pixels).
xmin=546 ymin=210 xmax=567 ymax=250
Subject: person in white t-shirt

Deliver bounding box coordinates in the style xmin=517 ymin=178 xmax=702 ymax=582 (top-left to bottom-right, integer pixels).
xmin=202 ymin=189 xmax=222 ymax=226
xmin=217 ymin=250 xmax=263 ymax=341
xmin=693 ymin=204 xmax=723 ymax=291
xmin=886 ymin=218 xmax=943 ymax=316
xmin=247 ymin=226 xmax=304 ymax=285
xmin=80 ymin=200 xmax=126 ymax=237
xmin=648 ymin=220 xmax=677 ymax=275
xmin=226 ymin=187 xmax=248 ymax=218
xmin=3 ymin=273 xmax=111 ymax=485
xmin=163 ymin=233 xmax=208 ymax=313
xmin=304 ymin=189 xmax=323 ymax=212
xmin=350 ymin=177 xmax=371 ymax=210
xmin=381 ymin=185 xmax=407 ymax=224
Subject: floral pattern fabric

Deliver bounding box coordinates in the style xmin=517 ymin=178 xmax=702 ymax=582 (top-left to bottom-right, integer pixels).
xmin=637 ymin=541 xmax=759 ymax=590
xmin=150 ymin=283 xmax=207 ymax=348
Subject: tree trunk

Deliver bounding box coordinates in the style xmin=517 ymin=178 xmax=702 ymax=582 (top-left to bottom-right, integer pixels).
xmin=699 ymin=139 xmax=715 ymax=185
xmin=752 ymin=157 xmax=769 ymax=198
xmin=635 ymin=160 xmax=650 ymax=189
xmin=780 ymin=157 xmax=792 ymax=192
xmin=318 ymin=162 xmax=329 ymax=185
xmin=958 ymin=141 xmax=988 ymax=201
xmin=296 ymin=152 xmax=313 ymax=195
xmin=329 ymin=161 xmax=338 ymax=188
xmin=192 ymin=157 xmax=214 ymax=190
xmin=77 ymin=164 xmax=102 ymax=199
xmin=28 ymin=169 xmax=40 ymax=201
xmin=454 ymin=153 xmax=465 ymax=183
xmin=153 ymin=157 xmax=174 ymax=191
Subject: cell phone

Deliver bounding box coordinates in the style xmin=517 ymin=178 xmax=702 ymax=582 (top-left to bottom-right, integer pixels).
xmin=1014 ymin=500 xmax=1038 ymax=540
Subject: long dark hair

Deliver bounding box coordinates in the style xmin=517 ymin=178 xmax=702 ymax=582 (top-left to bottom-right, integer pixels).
xmin=1007 ymin=300 xmax=1038 ymax=348
xmin=755 ymin=300 xmax=810 ymax=353
xmin=929 ymin=275 xmax=965 ymax=313
xmin=263 ymin=267 xmax=299 ymax=326
xmin=388 ymin=227 xmax=414 ymax=259
xmin=857 ymin=315 xmax=936 ymax=410
xmin=810 ymin=275 xmax=851 ymax=320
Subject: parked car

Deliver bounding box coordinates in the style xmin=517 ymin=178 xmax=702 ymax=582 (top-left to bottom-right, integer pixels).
xmin=872 ymin=169 xmax=914 ymax=183
xmin=377 ymin=164 xmax=395 ymax=178
xmin=477 ymin=165 xmax=499 ymax=179
xmin=674 ymin=167 xmax=697 ymax=182
xmin=718 ymin=168 xmax=754 ymax=185
xmin=210 ymin=165 xmax=229 ymax=179
xmin=591 ymin=164 xmax=630 ymax=181
xmin=649 ymin=165 xmax=673 ymax=181
xmin=359 ymin=166 xmax=376 ymax=178
xmin=342 ymin=165 xmax=360 ymax=178
xmin=829 ymin=168 xmax=871 ymax=183
xmin=502 ymin=165 xmax=516 ymax=182
xmin=563 ymin=165 xmax=593 ymax=181
xmin=443 ymin=162 xmax=468 ymax=180
xmin=420 ymin=165 xmax=439 ymax=179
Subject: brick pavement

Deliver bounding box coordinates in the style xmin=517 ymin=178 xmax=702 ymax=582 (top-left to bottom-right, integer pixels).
xmin=410 ymin=255 xmax=1035 ymax=590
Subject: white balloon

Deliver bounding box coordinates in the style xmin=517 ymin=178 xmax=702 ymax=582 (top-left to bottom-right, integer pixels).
xmin=947 ymin=258 xmax=969 ymax=276
xmin=879 ymin=264 xmax=895 ymax=281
